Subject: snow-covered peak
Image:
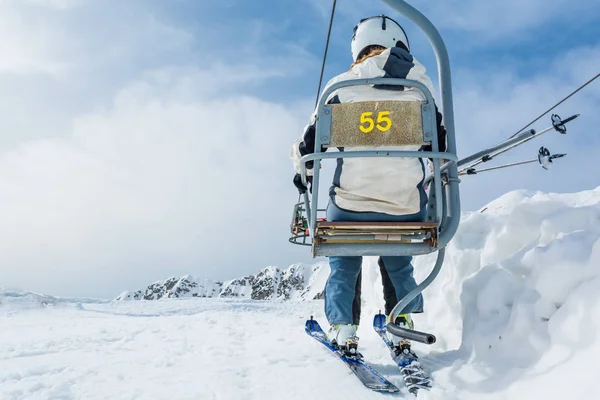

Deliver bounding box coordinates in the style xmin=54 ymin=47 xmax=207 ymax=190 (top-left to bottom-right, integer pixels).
xmin=116 ymin=262 xmax=329 ymax=301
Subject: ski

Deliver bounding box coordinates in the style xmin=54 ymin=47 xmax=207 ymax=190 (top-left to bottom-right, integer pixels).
xmin=373 ymin=313 xmax=432 ymax=396
xmin=305 ymin=318 xmax=399 ymax=393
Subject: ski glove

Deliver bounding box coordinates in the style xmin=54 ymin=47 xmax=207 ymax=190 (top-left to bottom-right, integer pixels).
xmin=293 ymin=174 xmax=313 ymax=194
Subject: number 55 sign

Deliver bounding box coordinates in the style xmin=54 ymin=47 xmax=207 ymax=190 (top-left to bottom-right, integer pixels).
xmin=359 ymin=111 xmax=392 ymax=133
xmin=324 ymin=100 xmax=429 ymax=148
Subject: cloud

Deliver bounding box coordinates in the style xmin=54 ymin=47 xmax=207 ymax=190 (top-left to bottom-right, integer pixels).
xmin=0 ymin=5 xmax=68 ymax=75
xmin=0 ymin=0 xmax=201 ymax=78
xmin=0 ymin=0 xmax=315 ymax=298
xmin=0 ymin=0 xmax=201 ymax=151
xmin=20 ymin=0 xmax=82 ymax=9
xmin=0 ymin=0 xmax=316 ymax=154
xmin=0 ymin=66 xmax=308 ymax=298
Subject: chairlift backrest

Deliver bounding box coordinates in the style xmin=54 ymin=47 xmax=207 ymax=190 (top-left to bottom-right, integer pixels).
xmin=324 ymin=100 xmax=432 ymax=148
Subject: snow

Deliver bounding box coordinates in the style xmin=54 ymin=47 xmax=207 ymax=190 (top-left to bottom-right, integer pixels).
xmin=2 ymin=187 xmax=600 ymax=399
xmin=409 ymin=187 xmax=600 ymax=399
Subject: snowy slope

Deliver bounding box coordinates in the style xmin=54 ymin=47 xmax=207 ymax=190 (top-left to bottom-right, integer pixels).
xmin=2 ymin=187 xmax=600 ymax=399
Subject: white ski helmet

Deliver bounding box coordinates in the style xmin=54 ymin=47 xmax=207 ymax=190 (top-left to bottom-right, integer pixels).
xmin=351 ymin=15 xmax=410 ymax=62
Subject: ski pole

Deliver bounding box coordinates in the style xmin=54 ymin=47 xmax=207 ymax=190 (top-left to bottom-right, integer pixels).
xmin=460 ymin=147 xmax=567 ymax=176
xmin=457 ymin=114 xmax=578 ymax=174
xmin=459 ymin=159 xmax=537 ymax=175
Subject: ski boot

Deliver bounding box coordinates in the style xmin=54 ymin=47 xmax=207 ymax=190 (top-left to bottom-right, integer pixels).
xmin=388 ymin=314 xmax=431 ymax=394
xmin=327 ymin=324 xmax=359 ymax=355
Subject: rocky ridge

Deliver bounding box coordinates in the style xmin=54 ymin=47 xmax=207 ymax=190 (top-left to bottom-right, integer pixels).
xmin=116 ymin=263 xmax=328 ymax=301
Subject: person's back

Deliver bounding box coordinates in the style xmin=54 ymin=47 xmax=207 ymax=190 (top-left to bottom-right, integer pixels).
xmin=291 ymin=16 xmax=446 ymax=216
xmin=321 ymin=46 xmax=435 ymax=215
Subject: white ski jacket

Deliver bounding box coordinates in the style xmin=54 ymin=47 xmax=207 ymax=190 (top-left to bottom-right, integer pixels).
xmin=291 ymin=47 xmax=446 ymax=216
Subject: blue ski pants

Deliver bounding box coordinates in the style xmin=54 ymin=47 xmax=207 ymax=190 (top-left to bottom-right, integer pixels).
xmin=324 ymin=200 xmax=425 ymax=325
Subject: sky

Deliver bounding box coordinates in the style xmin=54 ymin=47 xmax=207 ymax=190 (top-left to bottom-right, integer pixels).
xmin=0 ymin=0 xmax=599 ymax=298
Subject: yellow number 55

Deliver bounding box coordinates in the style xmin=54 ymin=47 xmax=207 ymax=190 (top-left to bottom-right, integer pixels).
xmin=359 ymin=111 xmax=392 ymax=133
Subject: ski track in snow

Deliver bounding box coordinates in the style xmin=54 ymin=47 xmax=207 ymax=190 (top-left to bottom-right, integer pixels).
xmin=3 ymin=187 xmax=600 ymax=399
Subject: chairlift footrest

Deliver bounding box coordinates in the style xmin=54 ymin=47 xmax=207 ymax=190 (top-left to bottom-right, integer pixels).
xmin=312 ymin=221 xmax=439 ymax=257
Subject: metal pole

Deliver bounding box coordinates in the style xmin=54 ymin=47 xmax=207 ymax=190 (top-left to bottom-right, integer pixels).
xmin=386 ymin=324 xmax=436 ymax=345
xmin=389 ymin=248 xmax=446 ymax=319
xmin=460 ymin=159 xmax=537 ymax=175
xmin=461 ymin=126 xmax=553 ymax=172
xmin=456 ymin=129 xmax=535 ymax=169
xmin=302 ymin=192 xmax=312 ymax=236
xmin=430 ymin=124 xmax=554 ymax=186
xmin=454 ymin=113 xmax=578 ymax=176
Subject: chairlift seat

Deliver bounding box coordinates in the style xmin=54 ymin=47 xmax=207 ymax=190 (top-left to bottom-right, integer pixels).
xmin=308 ymin=92 xmax=443 ymax=257
xmin=291 ymin=78 xmax=457 ymax=257
xmin=313 ymin=221 xmax=439 ymax=257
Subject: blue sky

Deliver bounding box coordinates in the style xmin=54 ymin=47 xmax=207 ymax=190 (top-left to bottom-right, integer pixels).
xmin=152 ymin=0 xmax=600 ymax=97
xmin=0 ymin=0 xmax=598 ymax=297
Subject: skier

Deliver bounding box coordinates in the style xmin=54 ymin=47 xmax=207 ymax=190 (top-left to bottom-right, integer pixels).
xmin=291 ymin=15 xmax=447 ymax=351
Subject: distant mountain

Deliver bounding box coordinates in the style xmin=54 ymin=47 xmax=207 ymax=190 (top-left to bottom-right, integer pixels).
xmin=0 ymin=290 xmax=59 ymax=308
xmin=115 ymin=262 xmax=329 ymax=302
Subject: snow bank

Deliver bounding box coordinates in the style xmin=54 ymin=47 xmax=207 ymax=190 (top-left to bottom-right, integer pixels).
xmin=382 ymin=187 xmax=600 ymax=398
